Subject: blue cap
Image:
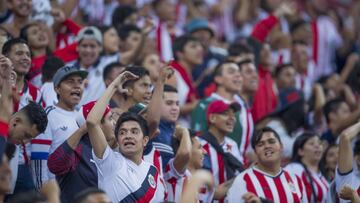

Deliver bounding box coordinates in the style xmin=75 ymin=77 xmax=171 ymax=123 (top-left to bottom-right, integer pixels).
xmin=53 ymin=65 xmax=88 ymax=87
xmin=185 ymin=18 xmax=214 ymax=36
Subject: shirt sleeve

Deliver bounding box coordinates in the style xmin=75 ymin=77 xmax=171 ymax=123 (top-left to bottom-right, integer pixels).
xmin=163 ymin=158 xmax=185 ymax=181
xmin=251 ymin=15 xmax=280 ymax=43
xmin=47 ymin=141 xmax=80 ymax=176
xmin=335 ymin=167 xmax=354 ymax=193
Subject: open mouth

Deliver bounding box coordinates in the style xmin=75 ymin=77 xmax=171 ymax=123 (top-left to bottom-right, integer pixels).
xmin=70 ymin=91 xmax=81 ymax=98
xmin=264 ymin=150 xmax=274 ymax=157
xmin=124 ymin=141 xmax=135 ymax=147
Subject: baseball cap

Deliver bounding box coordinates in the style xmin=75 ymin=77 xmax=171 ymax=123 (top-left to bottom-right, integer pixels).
xmin=206 ymin=100 xmax=241 ymax=121
xmin=52 ymin=65 xmax=88 ymax=87
xmin=185 ymin=18 xmax=214 ymax=37
xmin=76 ymin=26 xmax=103 ymax=44
xmin=76 ymin=101 xmax=111 ymax=126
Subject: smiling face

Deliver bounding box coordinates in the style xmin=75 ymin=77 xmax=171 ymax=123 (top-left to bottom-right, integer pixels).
xmin=77 ymin=39 xmax=102 ymax=68
xmin=117 ymin=120 xmax=149 ymax=158
xmin=8 ymin=0 xmax=32 ymax=17
xmin=215 ymin=63 xmax=242 ymax=94
xmin=209 ymin=109 xmax=236 ymax=135
xmin=254 ymin=131 xmax=283 ymax=166
xmin=55 ymin=74 xmax=85 ymax=109
xmin=26 ymin=24 xmax=49 ymax=49
xmin=299 ymin=136 xmax=324 ymax=164
xmin=6 ymin=43 xmax=31 ymax=76
xmin=189 ymin=137 xmax=206 ymax=169
xmin=239 ymin=62 xmax=258 ymax=95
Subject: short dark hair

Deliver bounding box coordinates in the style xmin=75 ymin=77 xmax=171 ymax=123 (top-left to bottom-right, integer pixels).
xmin=164 ymin=84 xmax=178 ymax=93
xmin=20 ymin=101 xmax=48 ymax=134
xmin=2 ymin=38 xmax=29 ymax=56
xmin=213 ymin=61 xmax=238 ymax=78
xmin=42 ymin=56 xmax=65 ymax=83
xmin=123 ymin=66 xmax=150 ymax=88
xmin=116 ymin=24 xmax=141 ymax=41
xmin=228 ymin=42 xmax=253 ymax=57
xmin=251 ymin=127 xmax=282 ymax=150
xmin=103 ymin=62 xmax=124 ymax=81
xmin=323 ymin=98 xmax=345 ymax=123
xmin=112 ymin=5 xmax=137 ymax=28
xmin=114 ymin=112 xmax=149 ymax=138
xmin=237 ymin=59 xmax=253 ymax=70
xmin=12 ymin=191 xmax=46 ymax=203
xmin=274 ymin=63 xmax=294 ymax=78
xmin=291 ymin=132 xmax=318 ymax=162
xmin=172 ymin=35 xmax=200 ymax=61
xmin=290 ymin=19 xmax=309 ymax=34
xmin=74 ymin=188 xmax=107 ymax=203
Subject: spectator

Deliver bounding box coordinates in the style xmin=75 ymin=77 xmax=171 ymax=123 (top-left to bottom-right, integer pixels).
xmin=320 ymin=144 xmax=339 ymax=182
xmin=198 ymin=100 xmax=243 ymax=202
xmin=151 ymin=84 xmax=180 ymax=167
xmin=31 ymin=65 xmax=88 ymax=189
xmin=336 ymin=121 xmax=360 ymax=203
xmin=136 ymin=52 xmax=164 ymax=83
xmin=185 ymin=18 xmax=226 ymax=97
xmin=70 ymin=26 xmax=117 ymax=105
xmin=227 ymin=127 xmax=307 ymax=203
xmin=111 ymin=5 xmax=138 ymax=29
xmin=168 ymin=35 xmax=203 ymax=128
xmin=86 ymin=70 xmax=166 ymax=202
xmin=19 ymin=18 xmax=81 ymax=87
xmin=47 ymin=101 xmax=113 ymax=203
xmin=73 ymin=188 xmax=111 ymax=203
xmin=321 ymin=98 xmax=360 ymax=146
xmin=1 ymin=0 xmax=32 ymax=37
xmin=98 ymin=26 xmax=120 ymax=57
xmin=274 ymin=63 xmax=296 ymax=91
xmin=191 ymin=62 xmax=244 ymax=161
xmin=285 ymin=132 xmax=329 ymax=203
xmin=40 ymin=56 xmax=65 ymax=107
xmin=0 ymin=143 xmax=15 ymax=203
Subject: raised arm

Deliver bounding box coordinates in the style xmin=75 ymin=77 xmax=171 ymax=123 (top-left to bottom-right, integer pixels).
xmin=338 ymin=121 xmax=360 ymax=174
xmin=86 ymin=71 xmax=138 ymax=158
xmin=180 ymin=170 xmax=214 ymax=203
xmin=172 ymin=126 xmax=191 ymax=174
xmin=146 ymin=66 xmax=174 ymax=138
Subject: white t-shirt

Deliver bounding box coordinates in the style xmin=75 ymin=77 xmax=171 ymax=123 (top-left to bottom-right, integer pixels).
xmin=335 ymin=165 xmax=360 ymax=203
xmin=93 ymin=146 xmax=165 ymax=203
xmin=31 ymin=105 xmax=79 ymax=189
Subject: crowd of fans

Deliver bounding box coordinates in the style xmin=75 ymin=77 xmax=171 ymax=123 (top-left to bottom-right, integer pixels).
xmin=0 ymin=0 xmax=360 ymax=202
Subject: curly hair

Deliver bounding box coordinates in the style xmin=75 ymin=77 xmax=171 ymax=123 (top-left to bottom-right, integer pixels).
xmin=21 ymin=101 xmax=48 ymax=134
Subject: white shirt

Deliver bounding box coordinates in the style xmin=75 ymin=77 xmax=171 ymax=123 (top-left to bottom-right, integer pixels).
xmin=31 ymin=105 xmax=79 ymax=189
xmin=335 ymin=164 xmax=360 ymax=203
xmin=93 ymin=146 xmax=165 ymax=203
xmin=40 ymin=82 xmax=58 ymax=107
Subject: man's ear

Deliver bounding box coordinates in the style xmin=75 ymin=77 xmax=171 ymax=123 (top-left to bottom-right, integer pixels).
xmin=214 ymin=75 xmax=222 ymax=85
xmin=143 ymin=136 xmax=149 ymax=147
xmin=54 ymin=85 xmax=60 ymax=95
xmin=209 ymin=114 xmax=216 ymax=125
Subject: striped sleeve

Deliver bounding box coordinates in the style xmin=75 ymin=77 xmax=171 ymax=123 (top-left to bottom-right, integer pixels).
xmin=48 ymin=141 xmax=81 ymax=176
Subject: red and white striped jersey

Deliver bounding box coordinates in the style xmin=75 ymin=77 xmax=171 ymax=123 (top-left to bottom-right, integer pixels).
xmin=227 ymin=166 xmax=308 ymax=203
xmin=285 ymin=163 xmax=329 ymax=203
xmin=164 ymin=159 xmax=214 ymax=203
xmin=143 ymin=144 xmax=164 ymax=177
xmin=335 ymin=166 xmax=360 ymax=203
xmin=311 ymin=16 xmax=342 ymax=79
xmin=234 ymin=95 xmax=254 ymax=166
xmin=15 ymin=81 xmax=44 ymax=112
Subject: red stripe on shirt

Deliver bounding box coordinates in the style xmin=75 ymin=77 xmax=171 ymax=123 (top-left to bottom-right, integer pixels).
xmin=253 ymin=169 xmax=274 ymax=201
xmin=0 ymin=121 xmax=8 ymax=137
xmin=217 ymin=151 xmax=225 ymax=203
xmin=243 ymin=109 xmax=251 ymax=166
xmin=274 ymin=175 xmax=287 ymax=203
xmin=311 ymin=20 xmax=319 ymax=64
xmin=284 ymin=172 xmax=300 ymax=203
xmin=136 ymin=167 xmax=159 ymax=203
xmin=244 ymin=173 xmax=257 ymax=195
xmin=31 ymin=139 xmax=52 ymax=145
xmin=302 ymin=172 xmax=313 ymax=203
xmin=313 ymin=177 xmax=323 ymax=202
xmin=156 ymin=23 xmax=163 ymax=61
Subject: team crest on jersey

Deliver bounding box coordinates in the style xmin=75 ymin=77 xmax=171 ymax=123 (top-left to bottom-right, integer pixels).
xmin=288 ymin=182 xmax=297 ymax=193
xmin=148 ymin=174 xmax=156 ymax=188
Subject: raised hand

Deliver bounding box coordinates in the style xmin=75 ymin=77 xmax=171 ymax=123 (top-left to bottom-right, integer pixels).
xmin=114 ymin=71 xmax=139 ymax=94
xmin=159 ymin=65 xmax=174 ymax=83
